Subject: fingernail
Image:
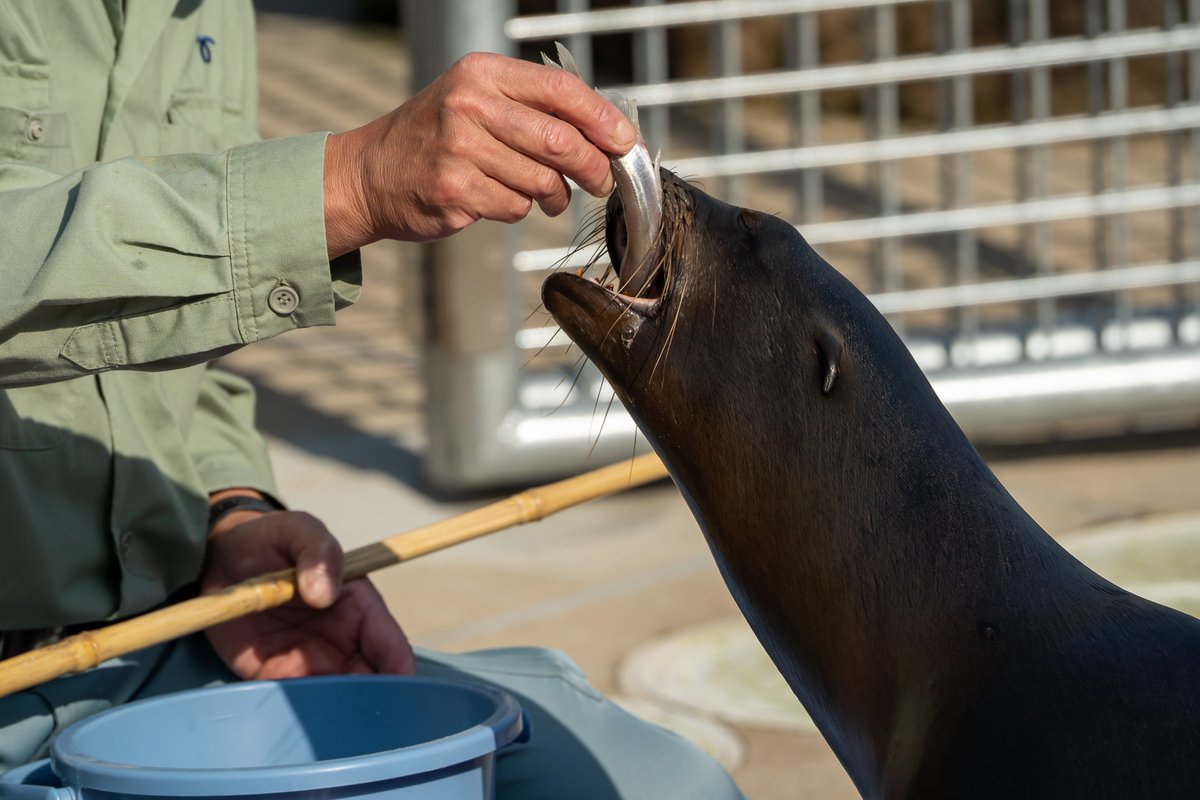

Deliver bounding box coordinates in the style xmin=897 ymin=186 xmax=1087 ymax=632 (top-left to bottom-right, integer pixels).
xmin=599 ymin=173 xmax=614 ymax=196
xmin=301 ymin=569 xmax=333 ymax=607
xmin=611 ymin=118 xmax=637 ymax=150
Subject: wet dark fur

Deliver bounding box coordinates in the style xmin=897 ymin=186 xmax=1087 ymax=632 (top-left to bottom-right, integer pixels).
xmin=543 ymin=173 xmax=1200 ymax=799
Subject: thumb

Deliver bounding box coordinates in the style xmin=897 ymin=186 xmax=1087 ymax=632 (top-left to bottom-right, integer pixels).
xmin=284 ymin=513 xmax=345 ymax=609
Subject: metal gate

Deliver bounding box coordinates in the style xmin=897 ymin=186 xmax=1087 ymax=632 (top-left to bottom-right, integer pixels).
xmin=407 ymin=0 xmax=1200 ymax=490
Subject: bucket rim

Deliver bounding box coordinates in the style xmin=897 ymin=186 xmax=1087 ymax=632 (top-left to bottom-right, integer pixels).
xmin=50 ymin=675 xmax=524 ymax=796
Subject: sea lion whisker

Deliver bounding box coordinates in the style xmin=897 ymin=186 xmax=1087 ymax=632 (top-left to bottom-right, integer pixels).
xmin=523 ymin=223 xmax=611 ymax=369
xmin=586 ymin=384 xmax=620 ymax=460
xmin=541 ymin=353 xmax=591 ymax=418
xmin=649 ymin=284 xmax=688 ymax=387
xmin=627 ymin=427 xmax=641 ymax=485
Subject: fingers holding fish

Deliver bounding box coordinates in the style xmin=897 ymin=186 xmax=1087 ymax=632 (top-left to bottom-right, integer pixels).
xmin=486 ymin=54 xmax=639 ymax=157
xmin=476 ymin=101 xmax=612 ymax=200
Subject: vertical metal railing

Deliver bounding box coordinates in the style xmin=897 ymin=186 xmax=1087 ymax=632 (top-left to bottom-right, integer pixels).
xmin=415 ymin=0 xmax=1200 ymax=490
xmin=785 ymin=9 xmax=822 ymax=224
xmin=863 ymin=3 xmax=903 ymax=308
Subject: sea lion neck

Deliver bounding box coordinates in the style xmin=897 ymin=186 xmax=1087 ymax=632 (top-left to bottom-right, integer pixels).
xmin=631 ymin=267 xmax=1090 ymax=791
xmin=654 ymin=363 xmax=1076 ymax=793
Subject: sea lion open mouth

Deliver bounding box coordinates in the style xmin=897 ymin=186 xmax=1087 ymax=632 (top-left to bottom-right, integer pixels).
xmin=606 ymin=190 xmax=668 ymax=304
xmin=543 ymin=171 xmax=697 ymax=397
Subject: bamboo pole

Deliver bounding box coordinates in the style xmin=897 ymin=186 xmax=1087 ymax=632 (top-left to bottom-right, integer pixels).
xmin=0 ymin=453 xmax=669 ymax=698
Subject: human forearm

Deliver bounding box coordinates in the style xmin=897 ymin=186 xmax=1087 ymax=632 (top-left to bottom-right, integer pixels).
xmin=0 ymin=135 xmax=359 ymax=387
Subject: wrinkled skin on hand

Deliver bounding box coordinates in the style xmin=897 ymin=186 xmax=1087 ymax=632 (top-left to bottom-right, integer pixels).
xmin=200 ymin=508 xmax=414 ymax=680
xmin=323 ymin=51 xmax=638 ymax=256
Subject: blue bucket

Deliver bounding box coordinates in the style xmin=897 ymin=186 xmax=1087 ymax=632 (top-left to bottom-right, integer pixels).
xmin=0 ymin=675 xmax=527 ymax=800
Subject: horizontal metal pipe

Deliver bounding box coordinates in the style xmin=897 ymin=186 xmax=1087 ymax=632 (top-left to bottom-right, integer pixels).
xmin=803 ymin=182 xmax=1200 ymax=243
xmin=870 ymin=259 xmax=1200 ymax=314
xmin=608 ymin=26 xmax=1200 ymax=106
xmin=464 ymin=349 xmax=1200 ymax=487
xmin=518 ymin=262 xmax=1200 ymax=349
xmin=514 ymin=181 xmax=1200 ymax=272
xmin=935 ymin=349 xmax=1200 ymax=438
xmin=670 ymin=104 xmax=1200 ymax=179
xmin=505 ymin=0 xmax=929 ymax=39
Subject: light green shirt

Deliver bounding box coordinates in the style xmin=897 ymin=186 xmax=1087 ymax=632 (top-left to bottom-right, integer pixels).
xmin=0 ymin=0 xmax=362 ymax=628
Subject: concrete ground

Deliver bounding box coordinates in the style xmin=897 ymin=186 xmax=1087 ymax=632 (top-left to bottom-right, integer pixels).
xmin=228 ymin=13 xmax=1200 ymax=799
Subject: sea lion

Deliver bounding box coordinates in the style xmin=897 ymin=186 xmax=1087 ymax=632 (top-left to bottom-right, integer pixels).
xmin=541 ymin=172 xmax=1200 ymax=798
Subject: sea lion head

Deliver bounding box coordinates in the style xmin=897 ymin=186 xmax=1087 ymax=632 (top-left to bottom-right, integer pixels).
xmin=542 ymin=171 xmax=949 ymax=498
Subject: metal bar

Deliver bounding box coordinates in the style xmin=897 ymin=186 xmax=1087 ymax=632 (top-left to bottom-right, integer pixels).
xmin=862 ymin=3 xmax=901 ymax=298
xmin=1010 ymin=0 xmax=1029 ymax=213
xmin=560 ymin=0 xmax=593 ymax=234
xmin=802 ymin=182 xmax=1200 ymax=244
xmin=868 ymin=259 xmax=1200 ymax=315
xmin=606 ymin=27 xmax=1200 ymax=106
xmin=945 ymin=0 xmax=978 ymax=343
xmin=666 ymin=105 xmax=1200 ymax=179
xmin=711 ymin=17 xmax=744 ymax=204
xmin=405 ymin=0 xmax=529 ymax=491
xmin=517 ymin=259 xmax=1200 ymax=345
xmin=633 ymin=0 xmax=669 ymax=155
xmin=516 ymin=180 xmax=1200 ymax=272
xmin=506 ymin=0 xmax=931 ymax=39
xmin=1167 ymin=0 xmax=1185 ymax=274
xmin=1190 ymin=0 xmax=1200 ymax=320
xmin=1029 ymin=0 xmax=1056 ymax=339
xmin=934 ymin=349 xmax=1200 ymax=442
xmin=552 ymin=101 xmax=1200 ymax=190
xmin=784 ymin=10 xmax=823 ymax=223
xmin=1107 ymin=0 xmax=1134 ymax=346
xmin=1086 ymin=0 xmax=1111 ymax=323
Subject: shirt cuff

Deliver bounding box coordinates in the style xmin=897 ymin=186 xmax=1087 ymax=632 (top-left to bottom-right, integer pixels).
xmin=195 ymin=456 xmax=282 ymax=507
xmin=226 ymin=132 xmax=363 ymax=344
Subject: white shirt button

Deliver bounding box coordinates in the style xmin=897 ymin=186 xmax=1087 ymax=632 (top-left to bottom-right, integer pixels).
xmin=26 ymin=118 xmax=44 ymax=142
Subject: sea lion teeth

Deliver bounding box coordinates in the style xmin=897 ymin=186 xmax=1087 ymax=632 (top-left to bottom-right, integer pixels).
xmin=542 ymin=170 xmax=1200 ymax=799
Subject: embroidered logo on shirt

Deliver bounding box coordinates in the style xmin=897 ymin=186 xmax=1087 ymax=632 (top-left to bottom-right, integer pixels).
xmin=197 ymin=35 xmax=216 ymax=64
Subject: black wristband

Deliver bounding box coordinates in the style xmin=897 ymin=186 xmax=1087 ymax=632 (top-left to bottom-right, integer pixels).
xmin=207 ymin=495 xmax=282 ymax=530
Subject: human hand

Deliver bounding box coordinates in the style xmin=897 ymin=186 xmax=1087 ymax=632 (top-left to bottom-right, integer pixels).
xmin=199 ymin=504 xmax=414 ymax=679
xmin=323 ymin=51 xmax=638 ymax=256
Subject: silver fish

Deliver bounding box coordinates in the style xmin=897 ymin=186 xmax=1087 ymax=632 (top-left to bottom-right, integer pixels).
xmin=542 ymin=42 xmax=664 ymax=299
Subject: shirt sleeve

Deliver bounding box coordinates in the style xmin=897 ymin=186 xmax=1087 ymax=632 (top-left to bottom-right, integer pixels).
xmin=0 ymin=131 xmax=363 ymax=388
xmin=186 ymin=363 xmax=281 ymax=503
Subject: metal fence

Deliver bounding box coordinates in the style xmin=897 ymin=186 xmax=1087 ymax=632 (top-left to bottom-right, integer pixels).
xmin=406 ymin=0 xmax=1200 ymax=491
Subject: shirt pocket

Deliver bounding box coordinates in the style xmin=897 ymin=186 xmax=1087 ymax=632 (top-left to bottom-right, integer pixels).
xmin=0 ymin=383 xmax=80 ymax=450
xmin=163 ymin=91 xmax=244 ymax=154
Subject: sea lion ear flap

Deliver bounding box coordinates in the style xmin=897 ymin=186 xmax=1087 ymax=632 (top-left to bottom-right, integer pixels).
xmin=816 ymin=329 xmax=843 ymax=396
